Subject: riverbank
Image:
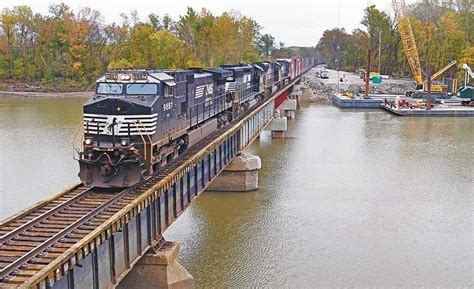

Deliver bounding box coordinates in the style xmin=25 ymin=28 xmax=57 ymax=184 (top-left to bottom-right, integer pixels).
xmin=301 ymin=67 xmax=414 ymax=103
xmin=0 ymin=78 xmax=93 ymax=98
xmin=0 ymin=91 xmax=92 ymax=98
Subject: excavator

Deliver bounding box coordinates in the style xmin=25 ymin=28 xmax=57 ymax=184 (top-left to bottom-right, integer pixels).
xmin=457 ymin=64 xmax=474 ymax=106
xmin=392 ymin=0 xmax=458 ymax=98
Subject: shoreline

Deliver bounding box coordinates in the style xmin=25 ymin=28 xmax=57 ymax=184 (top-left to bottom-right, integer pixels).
xmin=0 ymin=91 xmax=93 ymax=98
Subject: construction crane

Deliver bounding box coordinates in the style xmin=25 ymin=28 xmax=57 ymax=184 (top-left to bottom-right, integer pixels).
xmin=462 ymin=63 xmax=473 ymax=86
xmin=430 ymin=60 xmax=457 ymax=83
xmin=392 ymin=0 xmax=457 ymax=98
xmin=392 ymin=0 xmax=423 ymax=85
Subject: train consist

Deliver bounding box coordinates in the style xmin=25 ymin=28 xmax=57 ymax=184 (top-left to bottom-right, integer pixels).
xmin=78 ymin=58 xmax=316 ymax=187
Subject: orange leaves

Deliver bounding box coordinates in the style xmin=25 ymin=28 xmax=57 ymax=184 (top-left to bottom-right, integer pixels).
xmin=73 ymin=62 xmax=82 ymax=70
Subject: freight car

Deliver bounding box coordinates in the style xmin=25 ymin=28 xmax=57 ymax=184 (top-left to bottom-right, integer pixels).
xmin=78 ymin=59 xmax=314 ymax=188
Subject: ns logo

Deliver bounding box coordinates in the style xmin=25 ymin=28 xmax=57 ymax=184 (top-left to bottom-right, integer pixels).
xmin=205 ymin=83 xmax=213 ymax=95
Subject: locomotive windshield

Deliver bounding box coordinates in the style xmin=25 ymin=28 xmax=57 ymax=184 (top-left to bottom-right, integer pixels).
xmin=126 ymin=83 xmax=158 ymax=95
xmin=97 ymin=83 xmax=123 ymax=94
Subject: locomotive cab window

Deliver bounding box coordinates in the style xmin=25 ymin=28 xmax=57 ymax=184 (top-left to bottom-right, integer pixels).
xmin=126 ymin=83 xmax=158 ymax=95
xmin=164 ymin=84 xmax=174 ymax=98
xmin=96 ymin=83 xmax=123 ymax=94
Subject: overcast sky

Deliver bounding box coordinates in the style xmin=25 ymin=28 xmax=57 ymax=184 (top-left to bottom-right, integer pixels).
xmin=1 ymin=0 xmax=418 ymax=46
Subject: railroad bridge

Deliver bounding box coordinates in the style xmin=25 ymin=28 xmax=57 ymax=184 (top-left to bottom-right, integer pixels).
xmin=0 ymin=67 xmax=314 ymax=289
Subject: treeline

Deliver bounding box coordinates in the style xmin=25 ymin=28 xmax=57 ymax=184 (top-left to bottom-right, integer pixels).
xmin=317 ymin=0 xmax=473 ymax=79
xmin=0 ymin=4 xmax=316 ymax=89
xmin=3 ymin=1 xmax=471 ymax=89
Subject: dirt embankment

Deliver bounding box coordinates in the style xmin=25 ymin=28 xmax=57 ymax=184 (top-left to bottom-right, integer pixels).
xmin=0 ymin=79 xmax=93 ymax=98
xmin=0 ymin=91 xmax=93 ymax=98
xmin=300 ymin=67 xmax=414 ymax=103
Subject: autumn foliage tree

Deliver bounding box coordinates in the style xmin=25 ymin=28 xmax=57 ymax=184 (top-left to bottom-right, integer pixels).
xmin=0 ymin=4 xmax=275 ymax=88
xmin=317 ymin=1 xmax=472 ymax=83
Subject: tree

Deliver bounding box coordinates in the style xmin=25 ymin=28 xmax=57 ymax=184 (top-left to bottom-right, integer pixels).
xmin=0 ymin=8 xmax=17 ymax=78
xmin=236 ymin=15 xmax=261 ymax=63
xmin=259 ymin=34 xmax=275 ymax=59
xmin=361 ymin=5 xmax=398 ymax=74
xmin=177 ymin=7 xmax=199 ymax=56
xmin=316 ymin=28 xmax=350 ymax=68
xmin=150 ymin=30 xmax=186 ymax=68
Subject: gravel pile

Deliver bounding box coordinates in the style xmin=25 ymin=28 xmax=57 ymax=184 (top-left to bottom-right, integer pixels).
xmin=300 ymin=68 xmax=415 ymax=103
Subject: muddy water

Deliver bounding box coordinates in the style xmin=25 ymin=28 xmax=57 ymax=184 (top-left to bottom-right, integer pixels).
xmin=0 ymin=97 xmax=85 ymax=218
xmin=0 ymin=97 xmax=472 ymax=287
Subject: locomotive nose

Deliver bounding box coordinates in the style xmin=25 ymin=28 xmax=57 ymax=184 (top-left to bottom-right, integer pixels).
xmin=100 ymin=164 xmax=112 ymax=176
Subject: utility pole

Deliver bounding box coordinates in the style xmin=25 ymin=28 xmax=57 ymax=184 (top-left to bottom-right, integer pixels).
xmin=378 ymin=30 xmax=382 ymax=73
xmin=426 ymin=67 xmax=432 ymax=110
xmin=336 ymin=44 xmax=341 ymax=93
xmin=365 ymin=49 xmax=372 ymax=97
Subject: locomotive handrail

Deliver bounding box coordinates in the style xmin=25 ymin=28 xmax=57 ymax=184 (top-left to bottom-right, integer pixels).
xmin=137 ymin=120 xmax=153 ymax=161
xmin=72 ymin=120 xmax=85 ymax=160
xmin=133 ymin=121 xmax=148 ymax=161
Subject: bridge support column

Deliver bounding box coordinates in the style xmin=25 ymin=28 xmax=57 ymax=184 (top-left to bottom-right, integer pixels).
xmin=206 ymin=153 xmax=261 ymax=192
xmin=117 ymin=241 xmax=194 ymax=289
xmin=299 ymin=86 xmax=311 ymax=106
xmin=280 ymin=98 xmax=298 ymax=119
xmin=292 ymin=84 xmax=303 ymax=109
xmin=265 ymin=110 xmax=287 ymax=138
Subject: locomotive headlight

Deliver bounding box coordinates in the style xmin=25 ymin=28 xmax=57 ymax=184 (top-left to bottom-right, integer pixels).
xmin=119 ymin=74 xmax=131 ymax=81
xmin=84 ymin=138 xmax=93 ymax=146
xmin=120 ymin=138 xmax=129 ymax=147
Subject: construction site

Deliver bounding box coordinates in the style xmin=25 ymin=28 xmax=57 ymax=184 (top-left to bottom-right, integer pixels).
xmin=302 ymin=0 xmax=473 ymax=116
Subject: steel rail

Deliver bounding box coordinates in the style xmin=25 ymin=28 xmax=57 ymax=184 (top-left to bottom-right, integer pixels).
xmin=0 ymin=187 xmax=92 ymax=245
xmin=0 ymin=188 xmax=129 ymax=281
xmin=0 ymin=183 xmax=84 ymax=228
xmin=24 ymin=71 xmax=310 ymax=288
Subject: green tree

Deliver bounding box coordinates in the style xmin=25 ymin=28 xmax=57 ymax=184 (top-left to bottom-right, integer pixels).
xmin=0 ymin=8 xmax=17 ymax=78
xmin=361 ymin=5 xmax=398 ymax=74
xmin=258 ymin=34 xmax=275 ymax=59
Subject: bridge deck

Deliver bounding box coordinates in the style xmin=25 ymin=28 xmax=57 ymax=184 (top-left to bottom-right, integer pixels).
xmin=0 ymin=71 xmax=311 ymax=289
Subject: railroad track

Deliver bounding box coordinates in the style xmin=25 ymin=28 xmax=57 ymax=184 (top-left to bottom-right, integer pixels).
xmin=0 ymin=186 xmax=140 ymax=286
xmin=0 ymin=124 xmax=233 ymax=287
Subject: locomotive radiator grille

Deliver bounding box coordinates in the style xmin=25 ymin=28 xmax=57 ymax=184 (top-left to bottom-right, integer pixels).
xmin=225 ymin=82 xmax=237 ymax=93
xmin=83 ymin=113 xmax=158 ymax=136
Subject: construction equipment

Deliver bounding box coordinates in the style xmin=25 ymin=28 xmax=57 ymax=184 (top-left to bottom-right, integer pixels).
xmin=359 ymin=67 xmax=366 ymax=79
xmin=392 ymin=0 xmax=457 ymax=98
xmin=462 ymin=63 xmax=473 ymax=86
xmin=430 ymin=61 xmax=457 ymax=81
xmin=456 ymin=64 xmax=474 ymax=106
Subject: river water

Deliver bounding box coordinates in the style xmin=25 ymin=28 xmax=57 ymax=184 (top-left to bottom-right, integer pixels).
xmin=0 ymin=97 xmax=472 ymax=287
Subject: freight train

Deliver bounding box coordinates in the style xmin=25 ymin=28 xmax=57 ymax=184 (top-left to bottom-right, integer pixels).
xmin=78 ymin=58 xmax=315 ymax=187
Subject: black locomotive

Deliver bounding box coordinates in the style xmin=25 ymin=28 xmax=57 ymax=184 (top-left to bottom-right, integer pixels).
xmin=78 ymin=58 xmax=315 ymax=187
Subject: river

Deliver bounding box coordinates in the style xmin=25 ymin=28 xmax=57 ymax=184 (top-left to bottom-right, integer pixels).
xmin=0 ymin=97 xmax=472 ymax=287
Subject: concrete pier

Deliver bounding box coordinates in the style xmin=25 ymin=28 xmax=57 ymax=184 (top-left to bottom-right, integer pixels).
xmin=207 ymin=153 xmax=261 ymax=192
xmin=292 ymin=84 xmax=303 ymax=109
xmin=279 ymin=98 xmax=298 ymax=119
xmin=117 ymin=241 xmax=195 ymax=289
xmin=265 ymin=110 xmax=287 ymax=138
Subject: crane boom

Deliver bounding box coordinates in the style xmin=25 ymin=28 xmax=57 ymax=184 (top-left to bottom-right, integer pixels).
xmin=462 ymin=63 xmax=474 ymax=78
xmin=429 ymin=60 xmax=457 ymax=81
xmin=392 ymin=0 xmax=423 ymax=84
